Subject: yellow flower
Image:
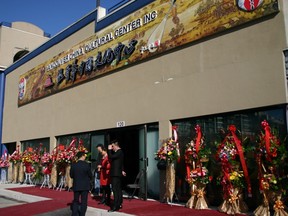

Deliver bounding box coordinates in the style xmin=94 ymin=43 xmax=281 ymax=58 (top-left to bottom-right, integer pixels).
xmin=168 ymin=151 xmax=172 ymax=156
xmin=230 ymin=175 xmax=235 ymax=180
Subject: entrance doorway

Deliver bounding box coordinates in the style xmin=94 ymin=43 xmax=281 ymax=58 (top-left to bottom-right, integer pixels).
xmin=109 ymin=128 xmax=140 ymax=190
xmin=90 ymin=124 xmax=159 ymax=200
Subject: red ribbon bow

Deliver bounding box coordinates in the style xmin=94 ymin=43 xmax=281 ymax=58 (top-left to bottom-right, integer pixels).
xmin=195 ymin=125 xmax=202 ymax=154
xmin=229 ymin=125 xmax=252 ymax=196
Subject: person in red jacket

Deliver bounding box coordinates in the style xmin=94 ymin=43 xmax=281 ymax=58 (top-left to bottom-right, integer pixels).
xmin=98 ymin=147 xmax=111 ymax=205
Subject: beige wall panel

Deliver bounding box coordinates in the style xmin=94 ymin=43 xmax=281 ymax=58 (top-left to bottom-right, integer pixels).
xmin=11 ymin=22 xmax=44 ymax=35
xmin=0 ymin=25 xmax=48 ymax=68
xmin=43 ymin=22 xmax=96 ymax=58
xmin=2 ymin=9 xmax=288 ymax=143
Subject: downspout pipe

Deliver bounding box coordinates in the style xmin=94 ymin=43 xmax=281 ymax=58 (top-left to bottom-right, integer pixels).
xmin=0 ymin=71 xmax=5 ymax=155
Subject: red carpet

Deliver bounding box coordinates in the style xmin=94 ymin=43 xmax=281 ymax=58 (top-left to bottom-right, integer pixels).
xmin=3 ymin=186 xmax=247 ymax=216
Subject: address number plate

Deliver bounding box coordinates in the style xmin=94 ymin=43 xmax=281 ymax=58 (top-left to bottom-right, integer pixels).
xmin=116 ymin=121 xmax=126 ymax=127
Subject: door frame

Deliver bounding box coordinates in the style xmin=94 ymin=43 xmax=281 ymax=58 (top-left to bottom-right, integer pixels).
xmin=90 ymin=124 xmax=150 ymax=200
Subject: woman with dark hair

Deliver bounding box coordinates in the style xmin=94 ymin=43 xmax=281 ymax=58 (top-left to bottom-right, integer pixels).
xmin=98 ymin=147 xmax=111 ymax=205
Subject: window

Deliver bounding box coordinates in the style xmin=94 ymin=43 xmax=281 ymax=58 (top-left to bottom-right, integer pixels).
xmin=57 ymin=133 xmax=91 ymax=152
xmin=284 ymin=49 xmax=288 ymax=87
xmin=171 ymin=106 xmax=286 ymax=208
xmin=21 ymin=138 xmax=50 ymax=152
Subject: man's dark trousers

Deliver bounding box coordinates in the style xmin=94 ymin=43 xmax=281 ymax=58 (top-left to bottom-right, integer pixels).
xmin=111 ymin=176 xmax=122 ymax=209
xmin=72 ymin=190 xmax=89 ymax=216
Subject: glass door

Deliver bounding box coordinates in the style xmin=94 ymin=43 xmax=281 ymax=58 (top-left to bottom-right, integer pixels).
xmin=139 ymin=124 xmax=159 ymax=200
xmin=138 ymin=125 xmax=148 ymax=200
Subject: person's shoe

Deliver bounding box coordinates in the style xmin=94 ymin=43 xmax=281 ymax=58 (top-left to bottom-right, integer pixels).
xmin=98 ymin=200 xmax=105 ymax=204
xmin=108 ymin=208 xmax=119 ymax=212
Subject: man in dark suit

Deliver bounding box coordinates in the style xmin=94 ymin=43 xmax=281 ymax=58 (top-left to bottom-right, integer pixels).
xmin=107 ymin=140 xmax=126 ymax=212
xmin=70 ymin=151 xmax=92 ymax=216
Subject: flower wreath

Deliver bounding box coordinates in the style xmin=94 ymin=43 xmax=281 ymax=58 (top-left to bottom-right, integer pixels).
xmin=185 ymin=125 xmax=212 ymax=186
xmin=216 ymin=125 xmax=252 ymax=199
xmin=0 ymin=150 xmax=10 ymax=168
xmin=155 ymin=126 xmax=180 ymax=163
xmin=9 ymin=145 xmax=22 ymax=164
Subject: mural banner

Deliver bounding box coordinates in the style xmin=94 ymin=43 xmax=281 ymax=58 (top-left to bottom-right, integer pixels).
xmin=18 ymin=0 xmax=278 ymax=106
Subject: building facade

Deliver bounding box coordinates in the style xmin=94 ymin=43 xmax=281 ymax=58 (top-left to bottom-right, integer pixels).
xmin=1 ymin=0 xmax=288 ymax=209
xmin=0 ymin=20 xmax=50 ymax=155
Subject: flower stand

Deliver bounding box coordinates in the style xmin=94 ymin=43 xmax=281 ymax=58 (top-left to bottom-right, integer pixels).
xmin=216 ymin=125 xmax=251 ymax=215
xmin=185 ymin=125 xmax=210 ymax=210
xmin=194 ymin=183 xmax=209 ymax=209
xmin=40 ymin=165 xmax=52 ymax=189
xmin=18 ymin=162 xmax=25 ymax=183
xmin=23 ymin=172 xmax=34 ymax=185
xmin=254 ymin=188 xmax=270 ymax=216
xmin=57 ymin=175 xmax=66 ymax=191
xmin=185 ymin=181 xmax=209 ymax=209
xmin=0 ymin=167 xmax=8 ymax=184
xmin=65 ymin=164 xmax=73 ymax=191
xmin=255 ymin=191 xmax=288 ymax=216
xmin=185 ymin=184 xmax=197 ymax=208
xmin=273 ymin=195 xmax=288 ymax=216
xmin=40 ymin=174 xmax=51 ymax=189
xmin=12 ymin=162 xmax=20 ymax=183
xmin=218 ymin=187 xmax=248 ymax=215
xmin=254 ymin=121 xmax=288 ymax=216
xmin=155 ymin=135 xmax=180 ymax=204
xmin=23 ymin=163 xmax=35 ymax=185
xmin=164 ymin=162 xmax=176 ymax=203
xmin=50 ymin=164 xmax=57 ymax=189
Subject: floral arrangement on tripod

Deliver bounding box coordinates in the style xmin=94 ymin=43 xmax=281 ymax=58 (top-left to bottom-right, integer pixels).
xmin=154 ymin=126 xmax=180 ymax=202
xmin=56 ymin=147 xmax=77 ymax=164
xmin=53 ymin=138 xmax=89 ymax=175
xmin=254 ymin=120 xmax=288 ymax=216
xmin=155 ymin=137 xmax=180 ymax=163
xmin=215 ymin=125 xmax=251 ymax=215
xmin=0 ymin=150 xmax=10 ymax=168
xmin=9 ymin=145 xmax=22 ymax=164
xmin=41 ymin=151 xmax=53 ymax=175
xmin=21 ymin=149 xmax=38 ymax=174
xmin=185 ymin=125 xmax=211 ymax=209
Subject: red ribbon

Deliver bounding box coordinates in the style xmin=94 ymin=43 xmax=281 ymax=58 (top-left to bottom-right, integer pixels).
xmin=229 ymin=125 xmax=252 ymax=196
xmin=172 ymin=126 xmax=178 ymax=142
xmin=59 ymin=145 xmax=65 ymax=151
xmin=195 ymin=125 xmax=202 ymax=154
xmin=186 ymin=163 xmax=191 ymax=180
xmin=67 ymin=137 xmax=77 ymax=151
xmin=256 ymin=153 xmax=265 ymax=191
xmin=43 ymin=166 xmax=52 ymax=175
xmin=262 ymin=120 xmax=273 ymax=160
xmin=25 ymin=163 xmax=35 ymax=173
xmin=221 ymin=165 xmax=233 ymax=198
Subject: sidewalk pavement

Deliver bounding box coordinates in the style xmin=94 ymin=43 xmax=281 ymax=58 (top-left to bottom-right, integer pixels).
xmin=0 ymin=183 xmax=134 ymax=216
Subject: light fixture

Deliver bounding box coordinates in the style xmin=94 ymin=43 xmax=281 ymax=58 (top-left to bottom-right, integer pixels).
xmin=166 ymin=77 xmax=173 ymax=81
xmin=154 ymin=76 xmax=174 ymax=84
